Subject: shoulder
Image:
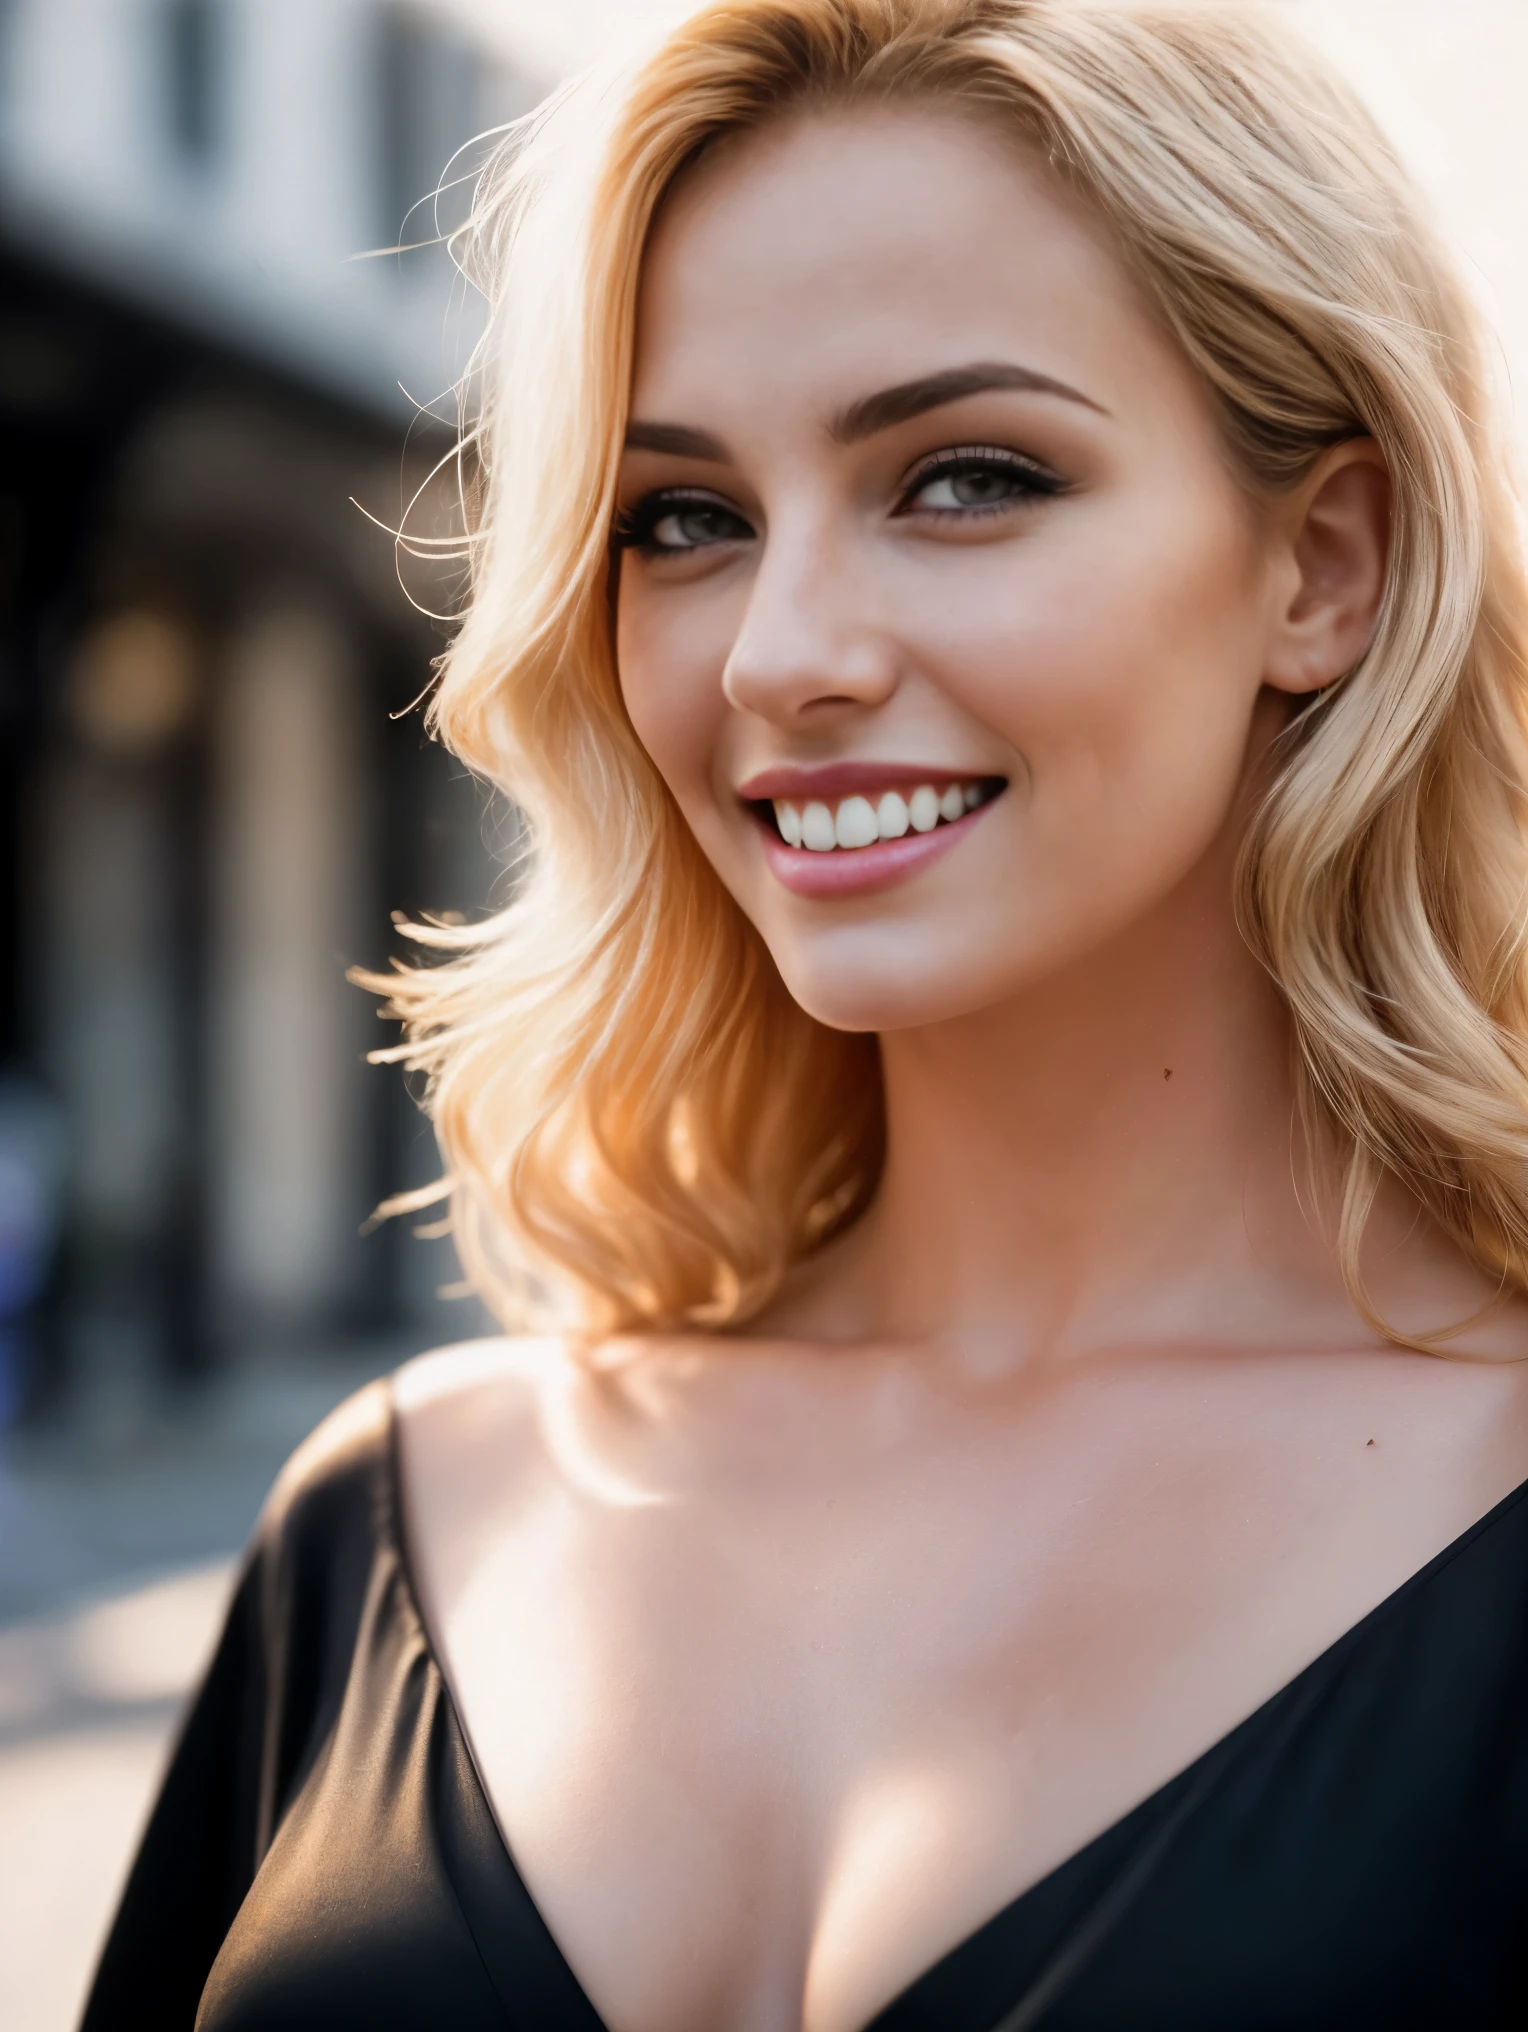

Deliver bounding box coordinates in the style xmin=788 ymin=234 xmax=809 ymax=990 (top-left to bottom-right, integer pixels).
xmin=390 ymin=1336 xmax=577 ymax=1525
xmin=253 ymin=1344 xmax=567 ymax=1566
xmin=257 ymin=1341 xmax=561 ymax=1526
xmin=240 ymin=1355 xmax=559 ymax=1691
xmin=391 ymin=1330 xmax=776 ymax=1469
xmin=393 ymin=1335 xmax=570 ymax=1463
xmin=392 ymin=1330 xmax=816 ymax=1541
xmin=236 ymin=1377 xmax=401 ymax=1628
xmin=394 ymin=1334 xmax=568 ymax=1418
xmin=261 ymin=1374 xmax=393 ymax=1541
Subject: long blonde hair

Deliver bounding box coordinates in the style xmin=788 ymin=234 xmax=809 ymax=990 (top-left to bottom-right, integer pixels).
xmin=372 ymin=0 xmax=1528 ymax=1344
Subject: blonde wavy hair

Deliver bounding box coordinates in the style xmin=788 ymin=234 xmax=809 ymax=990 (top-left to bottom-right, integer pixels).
xmin=371 ymin=0 xmax=1528 ymax=1345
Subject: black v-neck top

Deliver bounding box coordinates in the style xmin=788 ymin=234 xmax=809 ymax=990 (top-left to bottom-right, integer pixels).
xmin=81 ymin=1375 xmax=1528 ymax=2032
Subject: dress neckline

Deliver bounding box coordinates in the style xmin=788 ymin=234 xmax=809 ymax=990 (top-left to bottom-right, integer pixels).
xmin=383 ymin=1374 xmax=1528 ymax=2032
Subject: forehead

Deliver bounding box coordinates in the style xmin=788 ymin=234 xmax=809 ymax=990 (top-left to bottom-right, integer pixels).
xmin=631 ymin=101 xmax=1177 ymax=419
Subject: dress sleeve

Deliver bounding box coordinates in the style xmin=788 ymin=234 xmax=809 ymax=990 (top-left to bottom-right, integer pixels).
xmin=77 ymin=1378 xmax=394 ymax=2032
xmin=78 ymin=1554 xmax=270 ymax=2031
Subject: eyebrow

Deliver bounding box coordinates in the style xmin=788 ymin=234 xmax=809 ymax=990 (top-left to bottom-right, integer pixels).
xmin=622 ymin=358 xmax=1105 ymax=465
xmin=623 ymin=420 xmax=730 ymax=460
xmin=830 ymin=360 xmax=1107 ymax=442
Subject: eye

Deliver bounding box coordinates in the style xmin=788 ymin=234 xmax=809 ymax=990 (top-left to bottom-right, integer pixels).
xmin=917 ymin=466 xmax=1023 ymax=509
xmin=614 ymin=489 xmax=754 ymax=556
xmin=896 ymin=446 xmax=1064 ymax=519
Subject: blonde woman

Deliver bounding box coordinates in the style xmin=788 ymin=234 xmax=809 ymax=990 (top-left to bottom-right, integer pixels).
xmin=84 ymin=3 xmax=1528 ymax=2027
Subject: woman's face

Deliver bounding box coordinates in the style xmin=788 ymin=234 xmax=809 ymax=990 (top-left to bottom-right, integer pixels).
xmin=615 ymin=105 xmax=1299 ymax=1033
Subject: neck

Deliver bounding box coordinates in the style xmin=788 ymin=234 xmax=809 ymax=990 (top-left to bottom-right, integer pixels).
xmin=819 ymin=846 xmax=1332 ymax=1364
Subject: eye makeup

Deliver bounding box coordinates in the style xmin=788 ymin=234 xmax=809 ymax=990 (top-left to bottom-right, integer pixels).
xmin=613 ymin=487 xmax=755 ymax=557
xmin=613 ymin=439 xmax=1069 ymax=558
xmin=893 ymin=443 xmax=1068 ymax=519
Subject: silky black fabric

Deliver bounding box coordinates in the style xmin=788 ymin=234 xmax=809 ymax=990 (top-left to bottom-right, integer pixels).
xmin=81 ymin=1376 xmax=1528 ymax=2032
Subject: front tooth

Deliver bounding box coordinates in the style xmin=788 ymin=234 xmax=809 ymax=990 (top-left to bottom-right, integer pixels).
xmin=876 ymin=790 xmax=909 ymax=839
xmin=938 ymin=785 xmax=965 ymax=823
xmin=835 ymin=796 xmax=878 ymax=849
xmin=801 ymin=801 xmax=837 ymax=851
xmin=775 ymin=800 xmax=803 ymax=847
xmin=908 ymin=785 xmax=940 ymax=833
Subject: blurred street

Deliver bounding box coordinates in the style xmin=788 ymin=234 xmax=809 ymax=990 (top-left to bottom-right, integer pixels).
xmin=0 ymin=1345 xmax=401 ymax=2032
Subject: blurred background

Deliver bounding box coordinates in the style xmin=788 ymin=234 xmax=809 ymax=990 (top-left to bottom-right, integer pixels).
xmin=0 ymin=0 xmax=1526 ymax=2025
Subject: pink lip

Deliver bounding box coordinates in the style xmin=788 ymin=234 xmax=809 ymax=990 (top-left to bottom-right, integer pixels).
xmin=755 ymin=798 xmax=997 ymax=898
xmin=737 ymin=761 xmax=990 ymax=802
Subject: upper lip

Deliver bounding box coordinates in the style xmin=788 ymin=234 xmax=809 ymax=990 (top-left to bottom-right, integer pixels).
xmin=735 ymin=761 xmax=1000 ymax=802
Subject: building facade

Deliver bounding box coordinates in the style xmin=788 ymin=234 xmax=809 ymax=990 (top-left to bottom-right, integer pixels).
xmin=0 ymin=0 xmax=547 ymax=1417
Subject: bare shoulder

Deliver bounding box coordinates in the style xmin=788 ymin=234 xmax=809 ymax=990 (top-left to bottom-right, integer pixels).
xmin=394 ymin=1329 xmax=762 ymax=1456
xmin=390 ymin=1331 xmax=715 ymax=1513
xmin=389 ymin=1340 xmax=577 ymax=1624
xmin=394 ymin=1335 xmax=572 ymax=1484
xmin=395 ymin=1334 xmax=569 ymax=1418
xmin=392 ymin=1330 xmax=774 ymax=1602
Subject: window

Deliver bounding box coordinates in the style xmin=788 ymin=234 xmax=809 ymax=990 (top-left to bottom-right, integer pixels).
xmin=377 ymin=6 xmax=479 ymax=255
xmin=163 ymin=0 xmax=222 ymax=171
xmin=376 ymin=6 xmax=536 ymax=264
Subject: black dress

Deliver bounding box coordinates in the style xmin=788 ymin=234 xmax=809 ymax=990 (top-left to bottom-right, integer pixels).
xmin=81 ymin=1375 xmax=1528 ymax=2032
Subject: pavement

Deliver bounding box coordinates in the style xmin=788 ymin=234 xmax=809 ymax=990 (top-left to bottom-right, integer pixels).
xmin=0 ymin=1346 xmax=404 ymax=2032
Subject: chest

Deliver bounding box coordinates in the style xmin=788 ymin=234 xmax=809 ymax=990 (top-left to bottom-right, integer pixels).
xmin=203 ymin=1536 xmax=1528 ymax=2032
xmin=412 ymin=1366 xmax=1526 ymax=2032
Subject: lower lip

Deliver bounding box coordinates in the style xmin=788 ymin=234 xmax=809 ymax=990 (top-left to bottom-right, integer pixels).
xmin=755 ymin=801 xmax=997 ymax=898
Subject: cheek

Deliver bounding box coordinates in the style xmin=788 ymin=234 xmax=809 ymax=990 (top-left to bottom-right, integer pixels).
xmin=852 ymin=492 xmax=1274 ymax=1004
xmin=615 ymin=576 xmax=731 ymax=813
xmin=959 ymin=495 xmax=1266 ymax=838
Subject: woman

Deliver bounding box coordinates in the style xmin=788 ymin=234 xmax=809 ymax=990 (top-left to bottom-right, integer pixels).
xmin=83 ymin=2 xmax=1528 ymax=2027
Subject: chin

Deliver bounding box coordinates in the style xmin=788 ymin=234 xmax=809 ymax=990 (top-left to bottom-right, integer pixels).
xmin=771 ymin=939 xmax=1005 ymax=1036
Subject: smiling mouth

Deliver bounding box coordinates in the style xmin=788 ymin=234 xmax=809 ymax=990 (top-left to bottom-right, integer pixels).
xmin=752 ymin=778 xmax=1006 ymax=851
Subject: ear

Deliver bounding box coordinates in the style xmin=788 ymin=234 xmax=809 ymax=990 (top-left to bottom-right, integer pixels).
xmin=1263 ymin=438 xmax=1391 ymax=697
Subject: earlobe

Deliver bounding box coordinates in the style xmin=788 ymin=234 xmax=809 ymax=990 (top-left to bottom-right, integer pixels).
xmin=1264 ymin=439 xmax=1391 ymax=697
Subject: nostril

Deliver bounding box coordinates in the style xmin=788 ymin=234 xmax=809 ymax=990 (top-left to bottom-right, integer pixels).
xmin=799 ymin=693 xmax=876 ymax=715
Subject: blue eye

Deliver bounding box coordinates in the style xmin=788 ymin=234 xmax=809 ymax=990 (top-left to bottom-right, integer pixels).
xmin=615 ymin=491 xmax=753 ymax=555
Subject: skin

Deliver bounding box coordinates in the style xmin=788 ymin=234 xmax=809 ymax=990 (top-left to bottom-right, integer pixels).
xmin=396 ymin=105 xmax=1528 ymax=2032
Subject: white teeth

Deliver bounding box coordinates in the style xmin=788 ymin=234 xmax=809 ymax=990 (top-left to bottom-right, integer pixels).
xmin=835 ymin=795 xmax=878 ymax=849
xmin=876 ymin=790 xmax=910 ymax=839
xmin=908 ymin=785 xmax=941 ymax=833
xmin=771 ymin=780 xmax=991 ymax=850
xmin=801 ymin=801 xmax=837 ymax=852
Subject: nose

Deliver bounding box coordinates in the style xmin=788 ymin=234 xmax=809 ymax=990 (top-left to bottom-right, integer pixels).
xmin=721 ymin=524 xmax=902 ymax=726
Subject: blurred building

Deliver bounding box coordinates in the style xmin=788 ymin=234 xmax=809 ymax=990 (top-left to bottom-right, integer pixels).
xmin=0 ymin=0 xmax=549 ymax=1419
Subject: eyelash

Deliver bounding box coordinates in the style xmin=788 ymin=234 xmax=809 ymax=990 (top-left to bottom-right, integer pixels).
xmin=896 ymin=445 xmax=1065 ymax=518
xmin=612 ymin=489 xmax=747 ymax=556
xmin=613 ymin=446 xmax=1065 ymax=557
